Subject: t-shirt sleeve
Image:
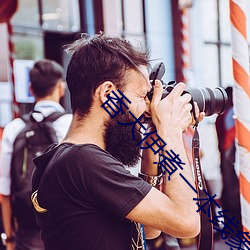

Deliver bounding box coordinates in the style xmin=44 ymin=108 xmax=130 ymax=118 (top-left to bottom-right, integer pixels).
xmin=0 ymin=119 xmax=25 ymax=195
xmin=74 ymin=145 xmax=152 ymax=220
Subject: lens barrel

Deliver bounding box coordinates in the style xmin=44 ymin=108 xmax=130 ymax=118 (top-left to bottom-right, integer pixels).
xmin=187 ymin=87 xmax=228 ymax=116
xmin=149 ymin=62 xmax=228 ymax=116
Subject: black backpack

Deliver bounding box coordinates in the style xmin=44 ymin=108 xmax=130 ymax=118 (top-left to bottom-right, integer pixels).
xmin=10 ymin=111 xmax=64 ymax=230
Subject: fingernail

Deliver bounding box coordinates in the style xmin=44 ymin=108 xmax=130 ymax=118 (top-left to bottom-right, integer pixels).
xmin=155 ymin=81 xmax=159 ymax=86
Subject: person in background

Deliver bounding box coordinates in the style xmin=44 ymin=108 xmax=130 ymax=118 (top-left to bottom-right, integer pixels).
xmin=199 ymin=114 xmax=222 ymax=240
xmin=215 ymin=86 xmax=242 ymax=237
xmin=0 ymin=59 xmax=72 ymax=250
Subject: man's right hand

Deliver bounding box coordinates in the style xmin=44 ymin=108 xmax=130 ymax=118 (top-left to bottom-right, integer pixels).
xmin=150 ymin=80 xmax=193 ymax=138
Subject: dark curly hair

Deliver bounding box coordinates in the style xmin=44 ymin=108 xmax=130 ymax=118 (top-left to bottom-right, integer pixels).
xmin=65 ymin=33 xmax=150 ymax=117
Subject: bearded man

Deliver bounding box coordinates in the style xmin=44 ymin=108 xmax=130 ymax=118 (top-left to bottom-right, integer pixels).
xmin=31 ymin=33 xmax=201 ymax=250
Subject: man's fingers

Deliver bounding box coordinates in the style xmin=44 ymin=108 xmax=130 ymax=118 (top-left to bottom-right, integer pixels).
xmin=193 ymin=102 xmax=205 ymax=124
xmin=194 ymin=102 xmax=199 ymax=118
xmin=151 ymin=80 xmax=163 ymax=106
xmin=179 ymin=92 xmax=192 ymax=104
xmin=194 ymin=102 xmax=206 ymax=121
xmin=167 ymin=82 xmax=186 ymax=99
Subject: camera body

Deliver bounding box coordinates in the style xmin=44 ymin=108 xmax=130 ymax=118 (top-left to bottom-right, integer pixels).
xmin=147 ymin=62 xmax=228 ymax=116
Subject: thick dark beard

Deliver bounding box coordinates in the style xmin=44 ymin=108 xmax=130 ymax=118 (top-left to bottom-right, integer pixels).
xmin=104 ymin=111 xmax=143 ymax=167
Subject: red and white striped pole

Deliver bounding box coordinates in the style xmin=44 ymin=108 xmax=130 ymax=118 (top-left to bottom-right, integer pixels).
xmin=7 ymin=20 xmax=19 ymax=118
xmin=180 ymin=8 xmax=190 ymax=83
xmin=179 ymin=2 xmax=194 ymax=166
xmin=230 ymin=0 xmax=250 ymax=234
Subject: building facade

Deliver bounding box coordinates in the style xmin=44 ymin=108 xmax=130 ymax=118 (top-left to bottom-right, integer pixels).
xmin=0 ymin=0 xmax=250 ymax=124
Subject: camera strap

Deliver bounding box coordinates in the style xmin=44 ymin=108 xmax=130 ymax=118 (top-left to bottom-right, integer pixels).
xmin=192 ymin=119 xmax=214 ymax=250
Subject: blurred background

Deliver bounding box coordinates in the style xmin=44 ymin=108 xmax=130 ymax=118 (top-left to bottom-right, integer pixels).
xmin=1 ymin=0 xmax=250 ymax=249
xmin=2 ymin=0 xmax=250 ymax=121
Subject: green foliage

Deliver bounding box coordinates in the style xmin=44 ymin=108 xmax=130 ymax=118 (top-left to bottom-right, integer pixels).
xmin=14 ymin=39 xmax=36 ymax=60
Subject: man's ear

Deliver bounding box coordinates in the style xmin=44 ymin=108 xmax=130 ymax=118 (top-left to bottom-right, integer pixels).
xmin=97 ymin=81 xmax=116 ymax=104
xmin=58 ymin=81 xmax=66 ymax=98
xmin=29 ymin=83 xmax=35 ymax=97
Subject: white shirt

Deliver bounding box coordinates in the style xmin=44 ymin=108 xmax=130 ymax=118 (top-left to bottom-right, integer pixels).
xmin=0 ymin=101 xmax=72 ymax=196
xmin=199 ymin=115 xmax=222 ymax=198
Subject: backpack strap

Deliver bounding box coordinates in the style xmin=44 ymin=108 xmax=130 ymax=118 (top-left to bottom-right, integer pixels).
xmin=19 ymin=111 xmax=66 ymax=148
xmin=39 ymin=111 xmax=66 ymax=144
xmin=44 ymin=111 xmax=66 ymax=123
xmin=21 ymin=110 xmax=66 ymax=124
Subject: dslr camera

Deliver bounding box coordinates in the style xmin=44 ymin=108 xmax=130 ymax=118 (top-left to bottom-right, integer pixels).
xmin=148 ymin=62 xmax=228 ymax=116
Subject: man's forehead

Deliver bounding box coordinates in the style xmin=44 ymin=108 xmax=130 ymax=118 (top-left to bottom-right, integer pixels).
xmin=138 ymin=65 xmax=149 ymax=77
xmin=123 ymin=66 xmax=151 ymax=94
xmin=138 ymin=66 xmax=151 ymax=91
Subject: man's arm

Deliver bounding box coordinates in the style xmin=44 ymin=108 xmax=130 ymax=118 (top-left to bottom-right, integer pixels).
xmin=126 ymin=81 xmax=200 ymax=238
xmin=139 ymin=125 xmax=162 ymax=239
xmin=1 ymin=195 xmax=15 ymax=250
xmin=0 ymin=120 xmax=23 ymax=250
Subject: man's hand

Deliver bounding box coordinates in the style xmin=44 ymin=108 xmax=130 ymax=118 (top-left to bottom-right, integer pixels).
xmin=150 ymin=80 xmax=193 ymax=136
xmin=192 ymin=102 xmax=205 ymax=126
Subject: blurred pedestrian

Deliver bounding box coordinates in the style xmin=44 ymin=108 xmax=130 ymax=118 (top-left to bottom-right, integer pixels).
xmin=0 ymin=59 xmax=72 ymax=250
xmin=215 ymin=86 xmax=242 ymax=236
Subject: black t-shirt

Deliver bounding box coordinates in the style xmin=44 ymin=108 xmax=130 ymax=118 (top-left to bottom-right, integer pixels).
xmin=33 ymin=143 xmax=152 ymax=250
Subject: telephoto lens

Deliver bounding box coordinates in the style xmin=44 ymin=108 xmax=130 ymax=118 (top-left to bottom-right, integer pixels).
xmin=148 ymin=62 xmax=228 ymax=116
xmin=187 ymin=87 xmax=228 ymax=116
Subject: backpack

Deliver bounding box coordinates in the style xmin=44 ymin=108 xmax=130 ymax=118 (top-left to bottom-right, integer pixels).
xmin=10 ymin=111 xmax=64 ymax=230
